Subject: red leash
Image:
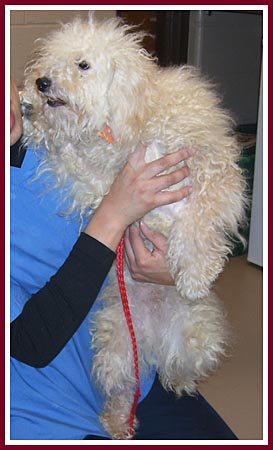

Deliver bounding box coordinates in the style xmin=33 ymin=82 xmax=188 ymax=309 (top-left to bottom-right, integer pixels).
xmin=117 ymin=237 xmax=141 ymax=438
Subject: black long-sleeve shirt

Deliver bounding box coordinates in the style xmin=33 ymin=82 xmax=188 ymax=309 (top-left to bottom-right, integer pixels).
xmin=10 ymin=141 xmax=116 ymax=368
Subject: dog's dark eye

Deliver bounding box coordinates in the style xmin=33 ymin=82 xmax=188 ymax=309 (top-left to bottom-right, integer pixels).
xmin=78 ymin=60 xmax=90 ymax=70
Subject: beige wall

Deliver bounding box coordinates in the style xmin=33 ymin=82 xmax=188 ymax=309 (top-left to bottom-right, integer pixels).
xmin=10 ymin=10 xmax=116 ymax=88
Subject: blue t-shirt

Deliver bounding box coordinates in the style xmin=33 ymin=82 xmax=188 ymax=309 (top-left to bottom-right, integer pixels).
xmin=10 ymin=148 xmax=155 ymax=440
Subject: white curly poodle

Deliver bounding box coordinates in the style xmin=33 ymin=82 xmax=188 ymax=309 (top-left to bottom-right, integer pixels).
xmin=22 ymin=13 xmax=246 ymax=439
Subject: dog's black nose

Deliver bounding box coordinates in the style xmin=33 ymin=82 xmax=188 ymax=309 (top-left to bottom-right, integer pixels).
xmin=36 ymin=77 xmax=51 ymax=92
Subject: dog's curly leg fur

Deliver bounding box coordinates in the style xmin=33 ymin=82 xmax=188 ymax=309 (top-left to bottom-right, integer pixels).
xmin=91 ymin=273 xmax=142 ymax=439
xmin=166 ymin=174 xmax=245 ymax=300
xmin=168 ymin=217 xmax=229 ymax=299
xmin=101 ymin=394 xmax=139 ymax=440
xmin=155 ymin=291 xmax=229 ymax=395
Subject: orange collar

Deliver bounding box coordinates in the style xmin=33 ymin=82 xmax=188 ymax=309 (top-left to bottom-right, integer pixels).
xmin=98 ymin=124 xmax=115 ymax=144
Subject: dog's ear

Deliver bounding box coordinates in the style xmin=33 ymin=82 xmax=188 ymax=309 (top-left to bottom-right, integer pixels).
xmin=88 ymin=10 xmax=96 ymax=26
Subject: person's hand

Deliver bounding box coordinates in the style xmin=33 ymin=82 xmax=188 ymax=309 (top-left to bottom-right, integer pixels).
xmin=10 ymin=78 xmax=23 ymax=146
xmin=124 ymin=221 xmax=174 ymax=285
xmin=102 ymin=145 xmax=192 ymax=227
xmin=85 ymin=144 xmax=193 ymax=251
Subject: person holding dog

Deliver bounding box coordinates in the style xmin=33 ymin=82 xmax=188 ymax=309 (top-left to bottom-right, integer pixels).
xmin=10 ymin=78 xmax=237 ymax=440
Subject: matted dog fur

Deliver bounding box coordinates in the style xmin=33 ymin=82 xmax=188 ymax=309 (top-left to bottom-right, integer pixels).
xmin=22 ymin=13 xmax=247 ymax=439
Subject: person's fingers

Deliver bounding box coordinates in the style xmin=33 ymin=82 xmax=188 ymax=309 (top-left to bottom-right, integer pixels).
xmin=153 ymin=185 xmax=193 ymax=207
xmin=126 ymin=223 xmax=153 ymax=262
xmin=150 ymin=165 xmax=190 ymax=193
xmin=128 ymin=146 xmax=193 ymax=179
xmin=143 ymin=148 xmax=191 ymax=179
xmin=124 ymin=226 xmax=137 ymax=268
xmin=139 ymin=222 xmax=168 ymax=254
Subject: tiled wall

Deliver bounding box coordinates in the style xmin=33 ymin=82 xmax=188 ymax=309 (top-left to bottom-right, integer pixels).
xmin=10 ymin=10 xmax=116 ymax=88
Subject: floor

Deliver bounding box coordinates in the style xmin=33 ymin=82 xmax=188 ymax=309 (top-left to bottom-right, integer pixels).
xmin=199 ymin=254 xmax=264 ymax=441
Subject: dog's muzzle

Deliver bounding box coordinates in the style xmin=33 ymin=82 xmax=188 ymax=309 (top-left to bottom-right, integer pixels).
xmin=36 ymin=77 xmax=66 ymax=107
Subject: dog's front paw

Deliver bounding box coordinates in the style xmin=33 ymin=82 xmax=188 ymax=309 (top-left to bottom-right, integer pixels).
xmin=101 ymin=409 xmax=138 ymax=440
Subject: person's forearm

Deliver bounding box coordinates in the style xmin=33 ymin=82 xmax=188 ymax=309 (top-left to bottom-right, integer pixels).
xmin=10 ymin=233 xmax=115 ymax=367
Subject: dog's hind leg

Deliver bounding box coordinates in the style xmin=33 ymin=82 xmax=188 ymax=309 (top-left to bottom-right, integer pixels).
xmin=91 ymin=299 xmax=139 ymax=439
xmin=101 ymin=389 xmax=139 ymax=439
xmin=168 ymin=211 xmax=231 ymax=300
xmin=156 ymin=291 xmax=229 ymax=396
xmin=167 ymin=160 xmax=245 ymax=301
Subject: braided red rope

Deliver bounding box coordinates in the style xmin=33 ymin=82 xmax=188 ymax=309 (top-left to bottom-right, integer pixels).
xmin=117 ymin=237 xmax=141 ymax=438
